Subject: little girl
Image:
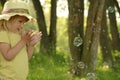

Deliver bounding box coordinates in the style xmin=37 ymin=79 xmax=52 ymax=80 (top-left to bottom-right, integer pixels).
xmin=0 ymin=0 xmax=42 ymax=80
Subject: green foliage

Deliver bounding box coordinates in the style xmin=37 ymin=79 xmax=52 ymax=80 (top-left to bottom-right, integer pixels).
xmin=117 ymin=23 xmax=120 ymax=33
xmin=97 ymin=67 xmax=120 ymax=80
xmin=56 ymin=17 xmax=69 ymax=54
xmin=0 ymin=4 xmax=2 ymax=12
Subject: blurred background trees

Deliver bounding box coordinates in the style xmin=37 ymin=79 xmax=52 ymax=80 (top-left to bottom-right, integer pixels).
xmin=32 ymin=0 xmax=57 ymax=54
xmin=0 ymin=0 xmax=6 ymax=7
xmin=0 ymin=0 xmax=120 ymax=79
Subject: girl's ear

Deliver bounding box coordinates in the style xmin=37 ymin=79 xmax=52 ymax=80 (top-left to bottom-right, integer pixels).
xmin=0 ymin=20 xmax=3 ymax=30
xmin=0 ymin=20 xmax=8 ymax=31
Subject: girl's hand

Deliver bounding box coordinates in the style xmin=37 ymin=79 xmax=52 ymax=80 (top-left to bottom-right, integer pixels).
xmin=20 ymin=31 xmax=31 ymax=44
xmin=28 ymin=31 xmax=42 ymax=47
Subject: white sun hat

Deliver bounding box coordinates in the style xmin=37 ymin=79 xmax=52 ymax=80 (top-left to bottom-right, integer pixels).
xmin=0 ymin=0 xmax=35 ymax=22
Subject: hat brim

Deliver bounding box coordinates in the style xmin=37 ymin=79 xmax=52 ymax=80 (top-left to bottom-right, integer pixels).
xmin=0 ymin=13 xmax=36 ymax=22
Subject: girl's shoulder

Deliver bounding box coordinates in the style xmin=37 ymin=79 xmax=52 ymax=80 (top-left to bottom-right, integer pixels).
xmin=0 ymin=30 xmax=7 ymax=33
xmin=0 ymin=31 xmax=8 ymax=36
xmin=0 ymin=31 xmax=10 ymax=43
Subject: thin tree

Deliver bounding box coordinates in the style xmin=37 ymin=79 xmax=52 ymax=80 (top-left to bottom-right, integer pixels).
xmin=0 ymin=0 xmax=6 ymax=7
xmin=100 ymin=0 xmax=114 ymax=68
xmin=32 ymin=0 xmax=57 ymax=54
xmin=81 ymin=0 xmax=105 ymax=77
xmin=108 ymin=0 xmax=120 ymax=51
xmin=49 ymin=0 xmax=57 ymax=53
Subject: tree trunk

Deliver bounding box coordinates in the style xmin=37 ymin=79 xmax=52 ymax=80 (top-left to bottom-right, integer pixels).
xmin=108 ymin=0 xmax=120 ymax=51
xmin=81 ymin=0 xmax=105 ymax=77
xmin=49 ymin=0 xmax=57 ymax=53
xmin=0 ymin=0 xmax=6 ymax=7
xmin=68 ymin=0 xmax=84 ymax=76
xmin=32 ymin=0 xmax=57 ymax=54
xmin=100 ymin=1 xmax=114 ymax=68
xmin=32 ymin=0 xmax=50 ymax=54
xmin=114 ymin=0 xmax=120 ymax=15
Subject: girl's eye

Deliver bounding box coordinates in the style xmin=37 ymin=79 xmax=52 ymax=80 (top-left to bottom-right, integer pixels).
xmin=19 ymin=21 xmax=25 ymax=24
xmin=19 ymin=21 xmax=22 ymax=23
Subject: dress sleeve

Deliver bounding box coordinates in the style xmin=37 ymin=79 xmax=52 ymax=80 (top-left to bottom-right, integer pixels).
xmin=0 ymin=31 xmax=10 ymax=43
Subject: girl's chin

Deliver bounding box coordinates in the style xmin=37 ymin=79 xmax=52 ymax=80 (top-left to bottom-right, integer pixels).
xmin=10 ymin=30 xmax=22 ymax=34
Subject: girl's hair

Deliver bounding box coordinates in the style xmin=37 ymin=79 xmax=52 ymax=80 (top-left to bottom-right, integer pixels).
xmin=0 ymin=16 xmax=17 ymax=31
xmin=0 ymin=20 xmax=8 ymax=31
xmin=0 ymin=16 xmax=16 ymax=31
xmin=0 ymin=15 xmax=28 ymax=31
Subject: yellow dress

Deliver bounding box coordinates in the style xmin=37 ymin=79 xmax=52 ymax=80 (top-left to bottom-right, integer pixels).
xmin=0 ymin=31 xmax=28 ymax=80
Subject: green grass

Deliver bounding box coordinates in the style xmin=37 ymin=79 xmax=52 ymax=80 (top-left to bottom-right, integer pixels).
xmin=27 ymin=52 xmax=70 ymax=80
xmin=27 ymin=51 xmax=120 ymax=80
xmin=96 ymin=66 xmax=120 ymax=80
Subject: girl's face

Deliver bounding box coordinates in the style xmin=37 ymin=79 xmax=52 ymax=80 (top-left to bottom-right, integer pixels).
xmin=7 ymin=15 xmax=28 ymax=34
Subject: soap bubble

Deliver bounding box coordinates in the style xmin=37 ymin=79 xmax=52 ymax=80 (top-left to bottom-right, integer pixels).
xmin=86 ymin=73 xmax=96 ymax=80
xmin=77 ymin=61 xmax=85 ymax=69
xmin=108 ymin=6 xmax=115 ymax=13
xmin=73 ymin=34 xmax=83 ymax=47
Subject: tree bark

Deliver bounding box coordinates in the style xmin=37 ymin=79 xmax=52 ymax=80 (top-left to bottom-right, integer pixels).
xmin=108 ymin=0 xmax=120 ymax=51
xmin=49 ymin=0 xmax=57 ymax=53
xmin=0 ymin=0 xmax=6 ymax=7
xmin=100 ymin=1 xmax=114 ymax=68
xmin=68 ymin=0 xmax=84 ymax=76
xmin=114 ymin=0 xmax=120 ymax=15
xmin=81 ymin=0 xmax=105 ymax=77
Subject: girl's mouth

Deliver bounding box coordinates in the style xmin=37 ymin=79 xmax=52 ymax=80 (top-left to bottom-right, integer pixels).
xmin=17 ymin=28 xmax=20 ymax=31
xmin=17 ymin=28 xmax=22 ymax=34
xmin=17 ymin=28 xmax=24 ymax=35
